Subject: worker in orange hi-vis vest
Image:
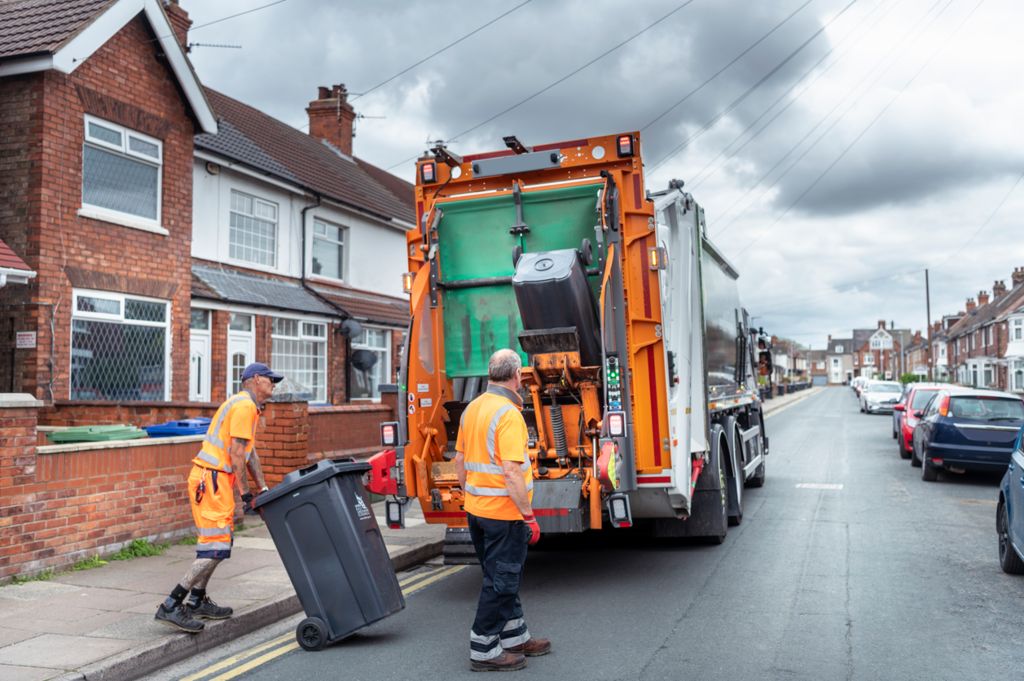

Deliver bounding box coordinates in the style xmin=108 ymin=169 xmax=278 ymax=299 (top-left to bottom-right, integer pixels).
xmin=154 ymin=362 xmax=282 ymax=633
xmin=455 ymin=349 xmax=551 ymax=672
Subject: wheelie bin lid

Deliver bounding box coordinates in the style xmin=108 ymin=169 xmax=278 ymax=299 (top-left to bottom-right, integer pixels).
xmin=144 ymin=417 xmax=212 ymax=438
xmin=254 ymin=458 xmax=371 ymax=509
xmin=47 ymin=425 xmax=148 ymax=443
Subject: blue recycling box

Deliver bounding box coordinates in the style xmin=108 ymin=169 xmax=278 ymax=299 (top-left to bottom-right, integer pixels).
xmin=143 ymin=418 xmax=212 ymax=438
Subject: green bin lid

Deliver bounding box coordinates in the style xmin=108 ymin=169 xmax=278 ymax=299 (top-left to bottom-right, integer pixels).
xmin=47 ymin=425 xmax=149 ymax=443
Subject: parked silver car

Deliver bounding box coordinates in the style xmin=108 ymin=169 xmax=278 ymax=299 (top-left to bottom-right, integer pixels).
xmin=860 ymin=380 xmax=903 ymax=414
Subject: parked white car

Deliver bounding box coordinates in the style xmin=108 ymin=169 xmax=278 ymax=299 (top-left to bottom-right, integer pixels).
xmin=860 ymin=380 xmax=903 ymax=414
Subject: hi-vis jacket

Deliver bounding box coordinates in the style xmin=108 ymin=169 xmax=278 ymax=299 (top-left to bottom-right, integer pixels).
xmin=193 ymin=391 xmax=260 ymax=473
xmin=456 ymin=384 xmax=533 ymax=521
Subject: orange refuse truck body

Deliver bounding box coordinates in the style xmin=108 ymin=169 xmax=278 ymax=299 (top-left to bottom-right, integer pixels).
xmin=371 ymin=132 xmax=769 ymax=555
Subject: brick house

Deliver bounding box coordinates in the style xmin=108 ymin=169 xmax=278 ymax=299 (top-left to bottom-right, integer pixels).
xmin=190 ymin=83 xmax=413 ymax=405
xmin=944 ymin=270 xmax=1024 ymax=390
xmin=0 ymin=0 xmax=412 ymax=410
xmin=930 ymin=313 xmax=961 ymax=381
xmin=0 ymin=0 xmax=217 ymax=403
xmin=904 ymin=331 xmax=929 ymax=379
xmin=825 ymin=335 xmax=853 ymax=384
xmin=807 ymin=349 xmax=828 ymax=385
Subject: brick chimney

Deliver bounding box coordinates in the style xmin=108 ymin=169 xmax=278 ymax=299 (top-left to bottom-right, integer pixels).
xmin=163 ymin=0 xmax=191 ymax=49
xmin=966 ymin=297 xmax=976 ymax=313
xmin=307 ymin=84 xmax=356 ymax=156
xmin=977 ymin=290 xmax=989 ymax=306
xmin=877 ymin=319 xmax=886 ymax=330
xmin=993 ymin=280 xmax=1007 ymax=299
xmin=1013 ymin=267 xmax=1024 ymax=288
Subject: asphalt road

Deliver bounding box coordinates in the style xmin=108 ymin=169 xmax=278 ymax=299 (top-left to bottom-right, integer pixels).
xmin=152 ymin=387 xmax=1024 ymax=681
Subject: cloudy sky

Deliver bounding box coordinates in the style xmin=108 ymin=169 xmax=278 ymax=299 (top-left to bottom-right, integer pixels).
xmin=180 ymin=0 xmax=1024 ymax=348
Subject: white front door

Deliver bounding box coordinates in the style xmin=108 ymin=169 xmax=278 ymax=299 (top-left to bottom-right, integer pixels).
xmin=189 ymin=334 xmax=211 ymax=402
xmin=227 ymin=313 xmax=255 ymax=396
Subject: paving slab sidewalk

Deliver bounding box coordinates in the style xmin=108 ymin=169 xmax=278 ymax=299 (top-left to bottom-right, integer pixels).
xmin=0 ymin=387 xmax=824 ymax=681
xmin=0 ymin=502 xmax=444 ymax=681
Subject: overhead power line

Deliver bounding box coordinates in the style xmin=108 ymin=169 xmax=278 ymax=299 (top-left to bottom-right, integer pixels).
xmin=640 ymin=0 xmax=817 ymax=132
xmin=351 ymin=1 xmax=533 ymax=101
xmin=647 ymin=0 xmax=860 ymax=174
xmin=731 ymin=0 xmax=987 ymax=259
xmin=687 ymin=0 xmax=904 ymax=190
xmin=710 ymin=0 xmax=952 ymax=237
xmin=151 ymin=0 xmax=291 ymax=43
xmin=385 ymin=0 xmax=699 ymax=170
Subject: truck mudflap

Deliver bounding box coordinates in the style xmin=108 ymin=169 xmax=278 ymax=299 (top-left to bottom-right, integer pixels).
xmin=443 ymin=527 xmax=478 ymax=565
xmin=532 ymin=477 xmax=587 ymax=533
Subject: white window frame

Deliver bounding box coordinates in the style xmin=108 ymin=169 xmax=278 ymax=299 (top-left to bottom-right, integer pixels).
xmin=350 ymin=325 xmax=392 ymax=402
xmin=79 ymin=115 xmax=164 ymax=233
xmin=309 ymin=218 xmax=347 ymax=282
xmin=834 ymin=345 xmax=843 ymax=353
xmin=271 ymin=315 xmax=328 ymax=403
xmin=229 ymin=189 xmax=279 ymax=269
xmin=863 ymin=353 xmax=874 ymax=366
xmin=70 ymin=288 xmax=171 ymax=401
xmin=1012 ymin=317 xmax=1024 ymax=342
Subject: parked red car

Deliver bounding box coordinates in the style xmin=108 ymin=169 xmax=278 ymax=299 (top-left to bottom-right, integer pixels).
xmin=894 ymin=383 xmax=944 ymax=459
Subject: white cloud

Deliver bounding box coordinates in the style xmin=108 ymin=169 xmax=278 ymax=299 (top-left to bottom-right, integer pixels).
xmin=182 ymin=0 xmax=1024 ymax=348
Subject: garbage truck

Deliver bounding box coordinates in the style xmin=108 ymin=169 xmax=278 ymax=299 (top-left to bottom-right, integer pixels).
xmin=368 ymin=131 xmax=769 ymax=557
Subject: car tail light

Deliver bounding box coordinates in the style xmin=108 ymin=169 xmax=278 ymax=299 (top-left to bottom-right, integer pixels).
xmin=937 ymin=394 xmax=950 ymax=417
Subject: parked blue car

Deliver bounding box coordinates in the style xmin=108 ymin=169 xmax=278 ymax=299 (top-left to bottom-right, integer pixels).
xmin=910 ymin=388 xmax=1024 ymax=482
xmin=997 ymin=429 xmax=1024 ymax=573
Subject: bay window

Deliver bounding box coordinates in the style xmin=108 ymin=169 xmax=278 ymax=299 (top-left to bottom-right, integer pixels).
xmin=71 ymin=290 xmax=170 ymax=401
xmin=271 ymin=317 xmax=327 ymax=402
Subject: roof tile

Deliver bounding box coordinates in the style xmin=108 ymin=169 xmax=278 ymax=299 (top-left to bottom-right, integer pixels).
xmin=0 ymin=0 xmax=113 ymax=60
xmin=196 ymin=88 xmax=414 ymax=226
xmin=0 ymin=238 xmax=32 ymax=272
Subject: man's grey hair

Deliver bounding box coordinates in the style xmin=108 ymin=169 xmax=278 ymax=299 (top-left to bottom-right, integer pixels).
xmin=488 ymin=349 xmax=522 ymax=383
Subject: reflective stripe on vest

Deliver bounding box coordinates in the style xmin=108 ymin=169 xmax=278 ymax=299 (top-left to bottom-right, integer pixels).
xmin=464 ymin=461 xmax=531 ymax=475
xmin=196 ymin=526 xmax=232 ymax=537
xmin=198 ymin=392 xmax=256 ymax=472
xmin=465 ymin=479 xmax=533 ymax=497
xmin=204 ymin=393 xmax=252 ymax=450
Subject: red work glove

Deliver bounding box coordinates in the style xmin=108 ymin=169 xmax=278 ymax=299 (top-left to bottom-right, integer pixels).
xmin=522 ymin=514 xmax=541 ymax=545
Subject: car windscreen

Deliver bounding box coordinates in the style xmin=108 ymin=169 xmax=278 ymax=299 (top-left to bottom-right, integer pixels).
xmin=948 ymin=397 xmax=1024 ymax=421
xmin=910 ymin=389 xmax=939 ymax=409
xmin=868 ymin=384 xmax=902 ymax=393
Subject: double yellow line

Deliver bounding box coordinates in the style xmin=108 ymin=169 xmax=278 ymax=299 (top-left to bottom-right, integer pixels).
xmin=181 ymin=565 xmax=466 ymax=681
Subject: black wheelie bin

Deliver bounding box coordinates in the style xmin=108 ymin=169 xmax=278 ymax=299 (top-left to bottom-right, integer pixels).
xmin=253 ymin=459 xmax=404 ymax=650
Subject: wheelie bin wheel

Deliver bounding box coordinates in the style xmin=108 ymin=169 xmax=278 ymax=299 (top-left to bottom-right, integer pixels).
xmin=297 ymin=617 xmax=328 ymax=651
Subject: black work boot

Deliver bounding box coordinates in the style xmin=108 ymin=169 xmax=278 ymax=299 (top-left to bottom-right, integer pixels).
xmin=154 ymin=603 xmax=204 ymax=633
xmin=187 ymin=596 xmax=233 ymax=620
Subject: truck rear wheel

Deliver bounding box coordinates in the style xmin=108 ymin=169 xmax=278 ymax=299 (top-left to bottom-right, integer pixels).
xmin=652 ymin=428 xmax=727 ymax=543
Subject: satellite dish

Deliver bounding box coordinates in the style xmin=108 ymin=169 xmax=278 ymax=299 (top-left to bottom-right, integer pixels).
xmin=350 ymin=349 xmax=378 ymax=372
xmin=339 ymin=317 xmax=363 ymax=338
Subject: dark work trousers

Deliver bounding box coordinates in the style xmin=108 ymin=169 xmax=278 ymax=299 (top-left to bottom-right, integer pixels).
xmin=467 ymin=513 xmax=531 ymax=661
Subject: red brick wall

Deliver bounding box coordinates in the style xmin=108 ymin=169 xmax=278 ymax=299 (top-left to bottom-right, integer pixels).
xmin=0 ymin=17 xmax=197 ymax=403
xmin=308 ymin=403 xmax=393 ymax=457
xmin=0 ymin=403 xmax=200 ymax=580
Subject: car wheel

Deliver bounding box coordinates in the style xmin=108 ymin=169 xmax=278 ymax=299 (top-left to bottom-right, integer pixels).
xmin=921 ymin=455 xmax=939 ymax=482
xmin=897 ymin=430 xmax=910 ymax=460
xmin=998 ymin=499 xmax=1024 ymax=575
xmin=892 ymin=425 xmax=897 ymax=439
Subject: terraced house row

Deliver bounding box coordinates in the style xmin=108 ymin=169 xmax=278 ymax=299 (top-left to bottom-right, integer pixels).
xmin=0 ymin=0 xmax=412 ymax=421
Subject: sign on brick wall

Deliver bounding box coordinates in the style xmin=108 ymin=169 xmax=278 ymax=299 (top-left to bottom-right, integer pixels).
xmin=15 ymin=331 xmax=36 ymax=349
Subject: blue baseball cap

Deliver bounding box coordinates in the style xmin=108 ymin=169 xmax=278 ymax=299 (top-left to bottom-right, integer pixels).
xmin=241 ymin=362 xmax=284 ymax=383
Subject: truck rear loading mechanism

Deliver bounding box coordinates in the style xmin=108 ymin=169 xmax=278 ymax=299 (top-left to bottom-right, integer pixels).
xmin=368 ymin=132 xmax=770 ymax=558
